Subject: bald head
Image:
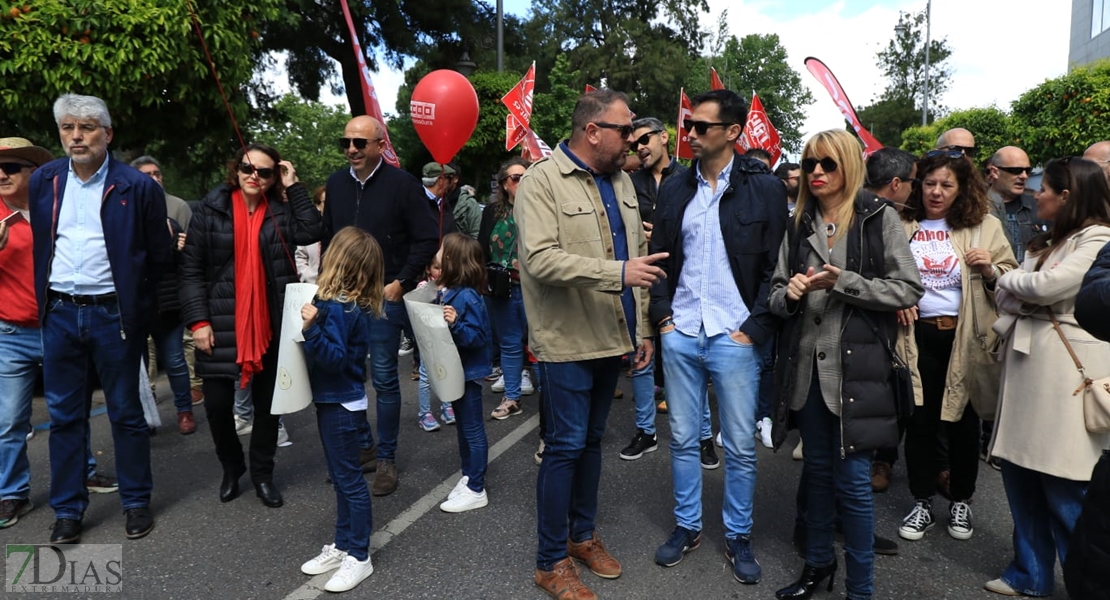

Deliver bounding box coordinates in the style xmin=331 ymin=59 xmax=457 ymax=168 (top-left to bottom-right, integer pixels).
xmin=989 ymin=146 xmax=1032 ymax=201
xmin=343 ymin=116 xmax=386 ymax=177
xmin=936 ymin=127 xmax=976 ymax=153
xmin=1084 ymin=141 xmax=1110 ymax=181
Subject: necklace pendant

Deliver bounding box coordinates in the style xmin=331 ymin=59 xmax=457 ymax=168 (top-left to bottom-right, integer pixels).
xmin=825 ymin=222 xmax=837 ymax=238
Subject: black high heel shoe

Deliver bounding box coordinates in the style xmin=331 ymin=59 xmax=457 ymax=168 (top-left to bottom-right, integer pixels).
xmin=774 ymin=560 xmax=838 ymax=599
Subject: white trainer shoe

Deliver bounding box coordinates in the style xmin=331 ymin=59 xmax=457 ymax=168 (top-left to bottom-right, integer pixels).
xmin=521 ymin=370 xmax=535 ymax=395
xmin=757 ymin=417 xmax=773 ymax=449
xmin=324 ymin=555 xmax=374 ymax=592
xmin=448 ymin=476 xmax=470 ymax=501
xmin=440 ymin=486 xmax=488 ymax=513
xmin=301 ymin=543 xmax=347 ymax=575
xmin=491 ymin=375 xmax=505 ymax=393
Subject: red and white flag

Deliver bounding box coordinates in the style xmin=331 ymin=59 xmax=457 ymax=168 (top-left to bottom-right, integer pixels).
xmin=338 ymin=0 xmax=399 ymax=167
xmin=741 ymin=93 xmax=783 ymax=165
xmin=522 ymin=130 xmax=553 ymax=161
xmin=710 ymin=68 xmax=726 ymax=91
xmin=502 ymin=62 xmax=537 ymax=152
xmin=675 ymin=88 xmax=694 ymax=160
xmin=804 ymin=57 xmax=884 ymax=156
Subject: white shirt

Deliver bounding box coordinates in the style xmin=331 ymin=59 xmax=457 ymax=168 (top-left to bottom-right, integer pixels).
xmin=912 ymin=219 xmax=962 ymax=317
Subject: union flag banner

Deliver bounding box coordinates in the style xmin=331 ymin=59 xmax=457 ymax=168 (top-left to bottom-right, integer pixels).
xmin=742 ymin=93 xmax=782 ymax=165
xmin=502 ymin=62 xmax=536 ymax=151
xmin=675 ymin=88 xmax=694 ymax=160
xmin=522 ymin=130 xmax=553 ymax=161
xmin=338 ymin=0 xmax=399 ymax=167
xmin=710 ymin=68 xmax=725 ymax=91
xmin=804 ymin=57 xmax=884 ymax=155
xmin=585 ymin=84 xmax=597 ymax=93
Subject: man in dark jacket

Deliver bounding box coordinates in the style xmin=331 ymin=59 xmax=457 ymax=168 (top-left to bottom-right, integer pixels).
xmin=29 ymin=94 xmax=172 ymax=544
xmin=648 ymin=89 xmax=787 ymax=584
xmin=324 ymin=115 xmax=438 ymax=497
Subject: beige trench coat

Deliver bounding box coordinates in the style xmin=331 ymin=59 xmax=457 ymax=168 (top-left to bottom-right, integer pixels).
xmin=990 ymin=225 xmax=1110 ymax=481
xmin=895 ymin=215 xmax=1018 ymax=421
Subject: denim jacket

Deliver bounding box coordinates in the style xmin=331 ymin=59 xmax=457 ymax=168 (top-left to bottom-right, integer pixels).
xmin=440 ymin=286 xmax=491 ymax=382
xmin=302 ymin=298 xmax=372 ymax=403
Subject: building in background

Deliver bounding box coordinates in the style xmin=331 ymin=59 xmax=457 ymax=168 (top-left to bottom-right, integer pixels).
xmin=1071 ymin=0 xmax=1110 ymax=66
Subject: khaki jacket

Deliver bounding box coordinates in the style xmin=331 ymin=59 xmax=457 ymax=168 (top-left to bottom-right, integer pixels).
xmin=895 ymin=215 xmax=1018 ymax=421
xmin=515 ymin=144 xmax=651 ymax=363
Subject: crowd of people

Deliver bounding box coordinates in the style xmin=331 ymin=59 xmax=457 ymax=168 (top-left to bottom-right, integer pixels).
xmin=1 ymin=90 xmax=1109 ymax=599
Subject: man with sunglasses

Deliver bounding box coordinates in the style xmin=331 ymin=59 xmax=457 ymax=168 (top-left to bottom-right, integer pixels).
xmin=648 ymin=89 xmax=787 ymax=586
xmin=935 ymin=128 xmax=978 ymax=159
xmin=987 ymin=146 xmax=1047 ymax=264
xmin=323 ymin=115 xmax=439 ymax=497
xmin=29 ymin=95 xmax=173 ymax=544
xmin=517 ymin=89 xmax=664 ymax=600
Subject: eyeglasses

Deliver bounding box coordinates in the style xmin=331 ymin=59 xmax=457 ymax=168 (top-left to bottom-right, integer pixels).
xmin=939 ymin=145 xmax=977 ymax=157
xmin=801 ymin=157 xmax=839 ymax=173
xmin=0 ymin=162 xmax=31 ymax=176
xmin=502 ymin=173 xmax=524 ymax=183
xmin=925 ymin=149 xmax=965 ymax=160
xmin=590 ymin=122 xmax=634 ymax=138
xmin=59 ymin=123 xmax=103 ymax=134
xmin=682 ymin=119 xmax=734 ymax=135
xmin=631 ymin=130 xmax=664 ymax=151
xmin=338 ymin=137 xmax=383 ymax=150
xmin=994 ymin=165 xmax=1033 ymax=176
xmin=238 ymin=163 xmax=276 ymax=180
xmin=143 ymin=170 xmax=162 ymax=179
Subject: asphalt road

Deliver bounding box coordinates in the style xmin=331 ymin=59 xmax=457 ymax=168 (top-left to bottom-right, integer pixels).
xmin=9 ymin=365 xmax=1066 ymax=600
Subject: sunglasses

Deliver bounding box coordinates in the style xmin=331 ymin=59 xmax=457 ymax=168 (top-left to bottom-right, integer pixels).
xmin=631 ymin=130 xmax=664 ymax=151
xmin=591 ymin=122 xmax=634 ymax=138
xmin=338 ymin=137 xmax=382 ymax=150
xmin=682 ymin=119 xmax=734 ymax=135
xmin=801 ymin=157 xmax=838 ymax=173
xmin=995 ymin=165 xmax=1033 ymax=176
xmin=940 ymin=144 xmax=977 ymax=157
xmin=0 ymin=162 xmax=31 ymax=176
xmin=925 ymin=149 xmax=965 ymax=160
xmin=238 ymin=163 xmax=275 ymax=180
xmin=503 ymin=173 xmax=524 ymax=183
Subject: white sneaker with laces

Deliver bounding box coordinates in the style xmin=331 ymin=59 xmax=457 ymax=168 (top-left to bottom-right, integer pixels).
xmin=714 ymin=431 xmax=723 ymax=448
xmin=448 ymin=476 xmax=470 ymax=501
xmin=277 ymin=421 xmax=292 ymax=447
xmin=758 ymin=417 xmax=773 ymax=449
xmin=324 ymin=555 xmax=374 ymax=592
xmin=440 ymin=486 xmax=488 ymax=513
xmin=301 ymin=543 xmax=347 ymax=575
xmin=234 ymin=415 xmax=253 ymax=436
xmin=948 ymin=501 xmax=974 ymax=540
xmin=899 ymin=499 xmax=935 ymax=541
xmin=521 ymin=370 xmax=535 ymax=395
xmin=491 ymin=375 xmax=505 ymax=393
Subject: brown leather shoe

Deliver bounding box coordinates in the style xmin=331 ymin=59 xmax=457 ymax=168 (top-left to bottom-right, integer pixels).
xmin=371 ymin=460 xmax=398 ymax=496
xmin=359 ymin=446 xmax=378 ymax=473
xmin=177 ymin=412 xmax=196 ymax=435
xmin=190 ymin=387 xmax=204 ymax=406
xmin=534 ymin=557 xmax=597 ymax=600
xmin=567 ymin=532 xmax=622 ymax=579
xmin=871 ymin=461 xmax=892 ymax=493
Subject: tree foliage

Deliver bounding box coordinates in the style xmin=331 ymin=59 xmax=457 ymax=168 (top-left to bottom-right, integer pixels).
xmin=1009 ymin=60 xmax=1110 ymax=165
xmin=900 ymin=106 xmax=1020 ymax=160
xmin=856 ymin=96 xmax=919 ymax=148
xmin=876 ymin=9 xmax=952 ymax=114
xmin=249 ymin=94 xmax=351 ymax=191
xmin=531 ymin=54 xmax=581 ymax=145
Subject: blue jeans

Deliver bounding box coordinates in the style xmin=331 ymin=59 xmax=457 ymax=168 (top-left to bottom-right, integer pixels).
xmin=755 ymin=337 xmax=775 ymax=421
xmin=0 ymin=321 xmax=41 ymax=500
xmin=417 ymin=359 xmax=450 ymax=417
xmin=662 ymin=327 xmax=759 ymax=537
xmin=455 ymin=381 xmax=488 ymax=492
xmin=366 ymin=300 xmax=407 ymax=461
xmin=486 ymin=286 xmax=527 ymax=401
xmin=631 ymin=356 xmax=656 ymax=435
xmin=535 ymin=357 xmax=620 ymax=570
xmin=149 ymin=321 xmax=192 ymax=413
xmin=797 ymin=375 xmax=873 ymax=600
xmin=43 ymin=298 xmax=151 ymax=519
xmin=999 ymin=460 xmax=1087 ymax=596
xmin=316 ymin=403 xmax=372 ymax=561
xmin=233 ymin=377 xmax=253 ymax=421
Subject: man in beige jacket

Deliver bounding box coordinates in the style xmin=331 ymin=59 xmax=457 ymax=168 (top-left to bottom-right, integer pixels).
xmin=517 ymin=89 xmax=666 ymax=600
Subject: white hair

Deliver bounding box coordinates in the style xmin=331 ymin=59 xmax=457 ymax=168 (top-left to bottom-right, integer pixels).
xmin=53 ymin=94 xmax=112 ymax=128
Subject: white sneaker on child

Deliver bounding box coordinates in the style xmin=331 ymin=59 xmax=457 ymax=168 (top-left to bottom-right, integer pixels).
xmin=521 ymin=370 xmax=535 ymax=395
xmin=440 ymin=486 xmax=488 ymax=513
xmin=448 ymin=476 xmax=470 ymax=501
xmin=301 ymin=543 xmax=348 ymax=575
xmin=324 ymin=555 xmax=374 ymax=592
xmin=491 ymin=375 xmax=506 ymax=393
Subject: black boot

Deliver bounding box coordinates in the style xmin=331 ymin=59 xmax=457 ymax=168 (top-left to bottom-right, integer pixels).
xmin=219 ymin=466 xmax=246 ymax=503
xmin=775 ymin=560 xmax=838 ymax=600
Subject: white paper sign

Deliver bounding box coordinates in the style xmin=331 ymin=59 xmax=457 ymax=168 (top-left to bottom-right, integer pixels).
xmin=403 ymin=285 xmax=464 ymax=402
xmin=271 ymin=283 xmax=318 ymax=414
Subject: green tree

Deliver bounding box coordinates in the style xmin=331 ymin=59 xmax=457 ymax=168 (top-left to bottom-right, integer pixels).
xmin=531 ymin=53 xmax=581 ymax=145
xmin=249 ymin=94 xmax=351 ymax=191
xmin=856 ymin=96 xmax=919 ymax=148
xmin=900 ymin=106 xmax=1019 ymax=159
xmin=1009 ymin=60 xmax=1110 ymax=165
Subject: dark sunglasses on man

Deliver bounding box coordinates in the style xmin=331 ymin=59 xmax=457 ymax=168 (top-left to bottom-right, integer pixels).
xmin=994 ymin=165 xmax=1033 ymax=176
xmin=801 ymin=157 xmax=838 ymax=173
xmin=590 ymin=122 xmax=634 ymax=138
xmin=630 ymin=129 xmax=664 ymax=152
xmin=682 ymin=119 xmax=734 ymax=136
xmin=925 ymin=149 xmax=966 ymax=160
xmin=238 ymin=163 xmax=275 ymax=180
xmin=0 ymin=162 xmax=32 ymax=176
xmin=338 ymin=137 xmax=382 ymax=150
xmin=937 ymin=145 xmax=977 ymax=158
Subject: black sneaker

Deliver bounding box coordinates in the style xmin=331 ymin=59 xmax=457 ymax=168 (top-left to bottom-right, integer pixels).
xmin=654 ymin=526 xmax=701 ymax=567
xmin=619 ymin=430 xmax=658 ymax=461
xmin=699 ymin=439 xmax=720 ymax=470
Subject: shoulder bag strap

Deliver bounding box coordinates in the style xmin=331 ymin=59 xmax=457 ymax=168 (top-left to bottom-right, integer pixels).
xmin=852 ymin=308 xmax=906 ymax=368
xmin=968 ymin=224 xmax=989 ymax=350
xmin=1047 ymin=308 xmax=1094 ymax=396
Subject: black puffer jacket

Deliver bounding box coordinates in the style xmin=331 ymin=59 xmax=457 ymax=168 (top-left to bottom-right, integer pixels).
xmin=1065 ymin=450 xmax=1110 ymax=600
xmin=155 ymin=217 xmax=185 ymax=320
xmin=179 ymin=182 xmax=323 ymax=379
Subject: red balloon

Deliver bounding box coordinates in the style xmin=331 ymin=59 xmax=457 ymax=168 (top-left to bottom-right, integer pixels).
xmin=410 ymin=70 xmax=480 ymax=165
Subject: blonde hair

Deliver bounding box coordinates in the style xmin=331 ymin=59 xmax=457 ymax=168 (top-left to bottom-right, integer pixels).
xmin=316 ymin=227 xmax=385 ymax=317
xmin=795 ymin=130 xmax=866 ymax=243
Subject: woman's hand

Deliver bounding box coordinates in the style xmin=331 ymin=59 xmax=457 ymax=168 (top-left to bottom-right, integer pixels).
xmin=897 ymin=306 xmax=919 ymax=327
xmin=279 ymin=160 xmax=298 ymax=190
xmin=194 ymin=325 xmax=215 ymax=355
xmin=443 ymin=305 xmax=457 ymax=325
xmin=177 ymin=232 xmax=187 ymax=251
xmin=786 ymin=267 xmax=816 ymax=301
xmin=301 ymin=303 xmax=318 ymax=330
xmin=808 ymin=264 xmax=841 ymax=291
xmin=965 ymin=247 xmax=995 ymax=278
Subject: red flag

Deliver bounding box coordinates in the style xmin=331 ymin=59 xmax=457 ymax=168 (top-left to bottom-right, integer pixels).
xmin=502 ymin=62 xmax=536 ymax=151
xmin=710 ymin=68 xmax=725 ymax=91
xmin=676 ymin=88 xmax=694 ymax=160
xmin=522 ymin=130 xmax=553 ymax=161
xmin=742 ymin=93 xmax=783 ymax=165
xmin=803 ymin=57 xmax=884 ymax=155
xmin=338 ymin=0 xmax=400 ymax=167
xmin=585 ymin=84 xmax=597 ymax=93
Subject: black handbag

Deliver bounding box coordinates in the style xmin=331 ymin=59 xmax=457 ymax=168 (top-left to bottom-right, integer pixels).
xmin=857 ymin=309 xmax=915 ymax=421
xmin=485 ymin=263 xmax=512 ymax=299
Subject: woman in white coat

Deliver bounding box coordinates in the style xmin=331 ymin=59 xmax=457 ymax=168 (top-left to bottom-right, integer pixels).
xmin=987 ymin=157 xmax=1110 ymax=597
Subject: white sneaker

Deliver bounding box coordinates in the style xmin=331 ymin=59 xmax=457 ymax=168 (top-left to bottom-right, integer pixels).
xmin=521 ymin=370 xmax=535 ymax=395
xmin=448 ymin=475 xmax=470 ymax=501
xmin=948 ymin=501 xmax=974 ymax=540
xmin=792 ymin=439 xmax=803 ymax=461
xmin=491 ymin=375 xmax=505 ymax=393
xmin=301 ymin=543 xmax=347 ymax=575
xmin=277 ymin=421 xmax=292 ymax=447
xmin=324 ymin=555 xmax=374 ymax=592
xmin=757 ymin=417 xmax=773 ymax=449
xmin=714 ymin=431 xmax=723 ymax=448
xmin=234 ymin=415 xmax=253 ymax=436
xmin=397 ymin=336 xmax=414 ymax=357
xmin=440 ymin=486 xmax=488 ymax=513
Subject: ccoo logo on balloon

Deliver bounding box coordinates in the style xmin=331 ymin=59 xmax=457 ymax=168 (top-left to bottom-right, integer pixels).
xmin=411 ymin=101 xmax=436 ymax=126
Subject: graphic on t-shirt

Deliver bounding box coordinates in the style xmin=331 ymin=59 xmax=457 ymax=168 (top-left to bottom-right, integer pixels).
xmin=911 ymin=227 xmax=961 ymax=290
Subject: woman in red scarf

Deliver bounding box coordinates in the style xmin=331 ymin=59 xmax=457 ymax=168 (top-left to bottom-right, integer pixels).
xmin=179 ymin=143 xmax=324 ymax=508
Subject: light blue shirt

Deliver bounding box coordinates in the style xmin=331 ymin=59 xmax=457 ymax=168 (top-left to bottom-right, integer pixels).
xmin=672 ymin=157 xmax=750 ymax=337
xmin=49 ymin=157 xmax=116 ymax=295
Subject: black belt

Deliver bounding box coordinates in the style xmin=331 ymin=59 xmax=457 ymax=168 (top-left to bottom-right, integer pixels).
xmin=49 ymin=290 xmax=118 ymax=306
